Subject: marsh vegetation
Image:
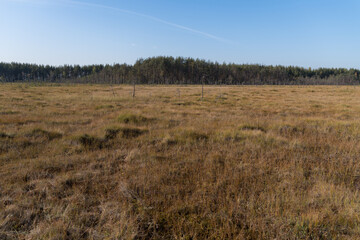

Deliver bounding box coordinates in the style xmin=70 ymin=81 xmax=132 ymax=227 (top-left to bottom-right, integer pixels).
xmin=1 ymin=84 xmax=360 ymax=239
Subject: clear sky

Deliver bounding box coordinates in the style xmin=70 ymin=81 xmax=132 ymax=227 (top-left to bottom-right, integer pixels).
xmin=1 ymin=0 xmax=360 ymax=68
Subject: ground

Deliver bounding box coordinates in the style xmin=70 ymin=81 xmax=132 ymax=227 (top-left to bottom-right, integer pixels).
xmin=1 ymin=84 xmax=360 ymax=239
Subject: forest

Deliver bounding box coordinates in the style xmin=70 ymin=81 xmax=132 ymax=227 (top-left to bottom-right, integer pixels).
xmin=0 ymin=56 xmax=359 ymax=85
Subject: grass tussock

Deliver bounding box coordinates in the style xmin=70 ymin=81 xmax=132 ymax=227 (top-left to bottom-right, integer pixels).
xmin=2 ymin=84 xmax=360 ymax=239
xmin=25 ymin=128 xmax=63 ymax=141
xmin=105 ymin=127 xmax=147 ymax=139
xmin=95 ymin=104 xmax=114 ymax=110
xmin=239 ymin=124 xmax=267 ymax=132
xmin=118 ymin=113 xmax=152 ymax=124
xmin=0 ymin=132 xmax=13 ymax=139
xmin=77 ymin=134 xmax=104 ymax=150
xmin=77 ymin=127 xmax=147 ymax=150
xmin=175 ymin=129 xmax=209 ymax=143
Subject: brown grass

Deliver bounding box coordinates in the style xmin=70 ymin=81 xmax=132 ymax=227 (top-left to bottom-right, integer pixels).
xmin=1 ymin=84 xmax=360 ymax=239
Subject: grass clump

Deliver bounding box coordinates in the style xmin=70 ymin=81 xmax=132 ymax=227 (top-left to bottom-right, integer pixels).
xmin=278 ymin=125 xmax=304 ymax=137
xmin=239 ymin=124 xmax=267 ymax=132
xmin=95 ymin=104 xmax=114 ymax=110
xmin=173 ymin=101 xmax=195 ymax=106
xmin=120 ymin=127 xmax=146 ymax=138
xmin=78 ymin=127 xmax=147 ymax=150
xmin=176 ymin=130 xmax=209 ymax=143
xmin=0 ymin=132 xmax=13 ymax=139
xmin=186 ymin=131 xmax=208 ymax=141
xmin=25 ymin=128 xmax=62 ymax=141
xmin=105 ymin=127 xmax=147 ymax=139
xmin=215 ymin=130 xmax=245 ymax=142
xmin=118 ymin=113 xmax=150 ymax=124
xmin=78 ymin=134 xmax=104 ymax=150
xmin=0 ymin=110 xmax=19 ymax=115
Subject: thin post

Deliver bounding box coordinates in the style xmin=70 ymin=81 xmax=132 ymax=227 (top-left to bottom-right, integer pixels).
xmin=201 ymin=76 xmax=204 ymax=100
xmin=111 ymin=85 xmax=116 ymax=98
xmin=132 ymin=80 xmax=136 ymax=98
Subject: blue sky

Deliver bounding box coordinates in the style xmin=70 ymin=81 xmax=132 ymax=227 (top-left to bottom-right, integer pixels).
xmin=1 ymin=0 xmax=359 ymax=68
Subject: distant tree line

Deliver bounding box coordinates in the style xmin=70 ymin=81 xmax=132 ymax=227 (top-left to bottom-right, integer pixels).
xmin=0 ymin=56 xmax=359 ymax=85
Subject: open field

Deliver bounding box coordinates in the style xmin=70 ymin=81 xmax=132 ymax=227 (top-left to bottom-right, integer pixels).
xmin=2 ymin=84 xmax=360 ymax=239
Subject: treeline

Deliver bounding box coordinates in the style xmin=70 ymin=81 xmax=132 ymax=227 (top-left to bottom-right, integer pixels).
xmin=1 ymin=56 xmax=359 ymax=85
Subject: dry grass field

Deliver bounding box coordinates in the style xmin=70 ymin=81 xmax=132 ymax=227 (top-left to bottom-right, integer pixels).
xmin=2 ymin=84 xmax=360 ymax=239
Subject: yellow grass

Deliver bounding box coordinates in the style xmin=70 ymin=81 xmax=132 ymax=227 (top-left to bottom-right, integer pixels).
xmin=1 ymin=84 xmax=360 ymax=239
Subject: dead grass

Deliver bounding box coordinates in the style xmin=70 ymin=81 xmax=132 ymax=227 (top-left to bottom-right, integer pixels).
xmin=1 ymin=84 xmax=360 ymax=239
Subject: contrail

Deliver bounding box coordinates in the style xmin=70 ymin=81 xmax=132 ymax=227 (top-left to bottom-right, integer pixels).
xmin=64 ymin=0 xmax=231 ymax=43
xmin=4 ymin=0 xmax=231 ymax=43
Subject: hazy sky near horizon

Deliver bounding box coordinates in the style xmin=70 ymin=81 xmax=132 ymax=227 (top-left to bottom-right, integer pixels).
xmin=1 ymin=0 xmax=360 ymax=68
